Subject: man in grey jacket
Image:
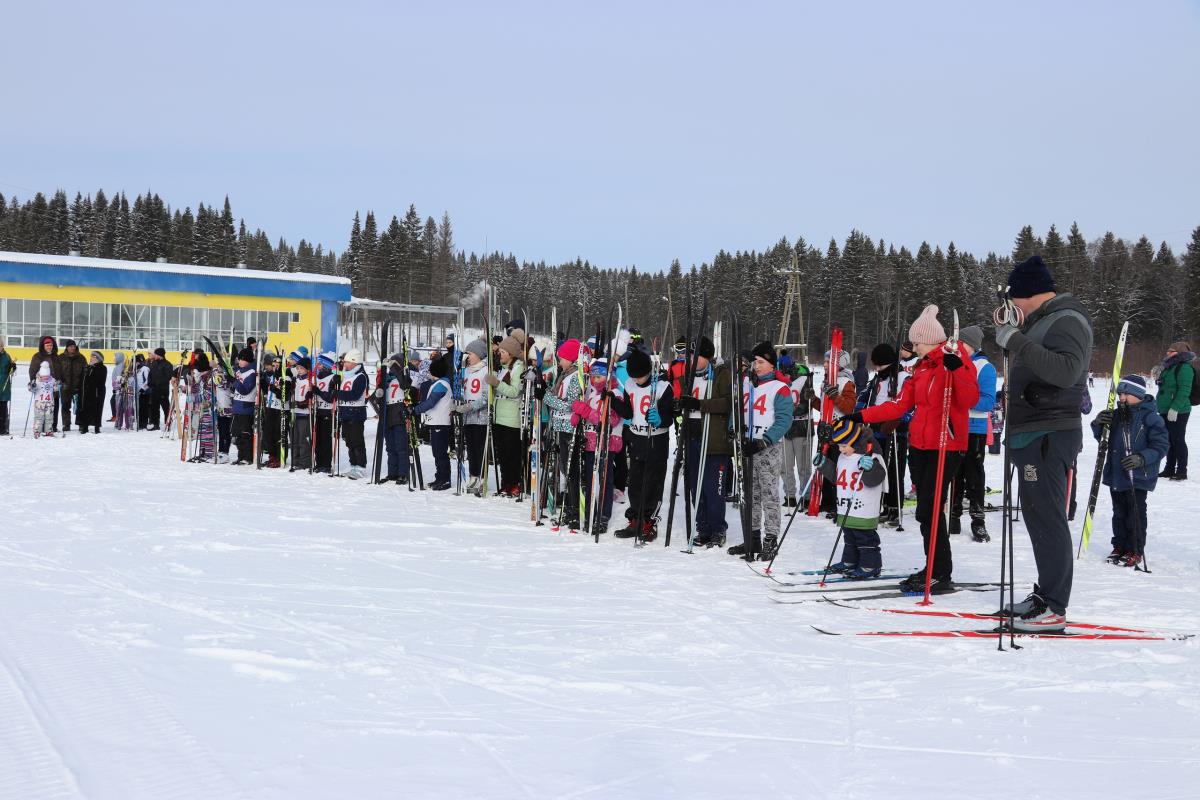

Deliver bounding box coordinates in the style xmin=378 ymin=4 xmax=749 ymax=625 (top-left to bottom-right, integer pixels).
xmin=994 ymin=255 xmax=1093 ymax=632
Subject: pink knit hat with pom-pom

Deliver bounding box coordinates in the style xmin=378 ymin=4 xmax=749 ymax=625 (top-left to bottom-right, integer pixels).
xmin=908 ymin=304 xmax=947 ymax=346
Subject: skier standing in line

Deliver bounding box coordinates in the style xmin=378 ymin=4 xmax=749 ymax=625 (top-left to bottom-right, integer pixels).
xmin=850 ymin=305 xmax=978 ymax=593
xmin=1092 ymin=374 xmax=1168 ymax=568
xmin=230 ymin=348 xmax=258 ymax=464
xmin=457 ymin=338 xmax=491 ymax=493
xmin=858 ymin=343 xmax=911 ymax=527
xmin=490 ymin=332 xmax=527 ymax=497
xmin=674 ymin=337 xmax=733 ymax=549
xmin=410 ymin=354 xmax=454 ymax=490
xmin=336 ymin=349 xmax=370 ymax=480
xmin=542 ymin=338 xmax=585 ymax=528
xmin=948 ymin=325 xmax=996 ymax=542
xmin=992 ymin=255 xmax=1094 ymax=631
xmin=311 ymin=352 xmax=338 ymax=474
xmin=810 ymin=347 xmax=857 ymax=516
xmin=610 ymin=345 xmax=673 ymax=541
xmin=819 ymin=418 xmax=887 ymax=578
xmin=727 ymin=341 xmax=792 ymax=560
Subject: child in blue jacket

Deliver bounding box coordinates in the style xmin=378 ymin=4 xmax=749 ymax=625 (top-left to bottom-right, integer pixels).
xmin=1091 ymin=375 xmax=1169 ymax=568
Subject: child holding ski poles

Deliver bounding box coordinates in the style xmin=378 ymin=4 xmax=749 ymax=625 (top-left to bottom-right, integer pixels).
xmin=1092 ymin=375 xmax=1168 ymax=568
xmin=456 ymin=338 xmax=491 ymax=494
xmin=311 ymin=352 xmax=338 ymax=474
xmin=816 ymin=418 xmax=887 ymax=578
xmin=610 ymin=346 xmax=673 ymax=541
xmin=543 ymin=339 xmax=585 ymax=529
xmin=31 ymin=361 xmax=58 ymax=438
xmin=572 ymin=357 xmax=624 ymax=534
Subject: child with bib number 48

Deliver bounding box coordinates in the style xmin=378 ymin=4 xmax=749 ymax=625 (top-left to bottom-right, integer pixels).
xmin=815 ymin=418 xmax=887 ymax=579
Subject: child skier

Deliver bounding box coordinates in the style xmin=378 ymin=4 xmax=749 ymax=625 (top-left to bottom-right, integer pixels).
xmin=231 ymin=348 xmax=257 ymax=464
xmin=32 ymin=361 xmax=58 ymax=437
xmin=374 ymin=354 xmax=411 ymax=484
xmin=457 ymin=338 xmax=490 ymax=493
xmin=729 ymin=342 xmax=794 ymax=561
xmin=336 ymin=349 xmax=370 ymax=480
xmin=290 ymin=356 xmax=313 ymax=472
xmin=817 ymin=418 xmax=887 ymax=578
xmin=411 ymin=354 xmax=454 ymax=490
xmin=542 ymin=338 xmax=585 ymax=528
xmin=311 ymin=352 xmax=338 ymax=474
xmin=1092 ymin=375 xmax=1169 ymax=568
xmin=610 ymin=345 xmax=673 ymax=541
xmin=260 ymin=353 xmax=284 ymax=468
xmin=572 ymin=357 xmax=624 ymax=534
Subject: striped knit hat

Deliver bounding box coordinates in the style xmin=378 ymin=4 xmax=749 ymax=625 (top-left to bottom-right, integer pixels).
xmin=830 ymin=418 xmax=866 ymax=449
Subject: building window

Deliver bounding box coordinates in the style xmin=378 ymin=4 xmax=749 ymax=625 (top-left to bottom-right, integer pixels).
xmin=0 ymin=297 xmax=296 ymax=351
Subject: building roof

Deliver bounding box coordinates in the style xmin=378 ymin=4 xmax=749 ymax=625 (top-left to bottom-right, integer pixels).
xmin=0 ymin=250 xmax=352 ymax=302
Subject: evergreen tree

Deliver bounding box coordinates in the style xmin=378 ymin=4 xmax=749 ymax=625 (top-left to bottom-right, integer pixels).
xmin=1185 ymin=226 xmax=1200 ymax=339
xmin=1012 ymin=224 xmax=1043 ymax=263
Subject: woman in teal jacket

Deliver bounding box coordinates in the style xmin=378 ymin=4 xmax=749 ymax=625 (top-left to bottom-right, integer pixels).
xmin=1156 ymin=341 xmax=1194 ymax=480
xmin=490 ymin=332 xmax=526 ymax=496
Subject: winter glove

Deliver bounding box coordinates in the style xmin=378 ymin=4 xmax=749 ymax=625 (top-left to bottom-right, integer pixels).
xmin=942 ymin=352 xmax=963 ymax=371
xmin=812 ymin=453 xmax=827 ymax=469
xmin=858 ymin=455 xmax=875 ymax=471
xmin=1094 ymin=409 xmax=1114 ymax=427
xmin=571 ymin=400 xmax=590 ymax=417
xmin=484 ymin=373 xmax=500 ymax=388
xmin=534 ymin=377 xmax=547 ymax=401
xmin=743 ymin=437 xmax=764 ymax=456
xmin=1167 ymin=408 xmax=1179 ymax=422
xmin=676 ymin=394 xmax=702 ymax=412
xmin=647 ymin=406 xmax=662 ymax=426
xmin=816 ymin=421 xmax=833 ymax=442
xmin=821 ymin=383 xmax=839 ymax=398
xmin=994 ymin=324 xmax=1020 ymax=351
xmin=842 ymin=411 xmax=863 ymax=425
xmin=1120 ymin=452 xmax=1145 ymax=471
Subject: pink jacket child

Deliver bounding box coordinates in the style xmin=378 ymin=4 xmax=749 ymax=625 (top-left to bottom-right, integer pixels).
xmin=571 ymin=364 xmax=624 ymax=454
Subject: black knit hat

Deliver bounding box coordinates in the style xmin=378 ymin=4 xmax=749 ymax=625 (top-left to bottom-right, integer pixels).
xmin=429 ymin=354 xmax=449 ymax=379
xmin=1007 ymin=255 xmax=1056 ymax=299
xmin=751 ymin=341 xmax=776 ymax=366
xmin=237 ymin=347 xmax=254 ymax=363
xmin=694 ymin=337 xmax=716 ymax=360
xmin=626 ymin=347 xmax=651 ymax=380
xmin=154 ymin=347 xmax=166 ymax=357
xmin=870 ymin=343 xmax=897 ymax=368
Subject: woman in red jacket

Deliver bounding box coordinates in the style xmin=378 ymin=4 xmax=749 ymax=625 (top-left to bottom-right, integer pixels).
xmin=848 ymin=305 xmax=979 ymax=593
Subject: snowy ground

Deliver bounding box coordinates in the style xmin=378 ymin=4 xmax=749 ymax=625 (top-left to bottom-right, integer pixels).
xmin=2 ymin=378 xmax=1198 ymax=799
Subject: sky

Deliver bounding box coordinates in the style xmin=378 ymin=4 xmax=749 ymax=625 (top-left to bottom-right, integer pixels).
xmin=2 ymin=0 xmax=1198 ymax=270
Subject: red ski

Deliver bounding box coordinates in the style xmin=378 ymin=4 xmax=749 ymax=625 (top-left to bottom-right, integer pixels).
xmin=807 ymin=327 xmax=842 ymax=516
xmin=819 ymin=596 xmax=1152 ymax=634
xmin=811 ymin=626 xmax=1190 ymax=641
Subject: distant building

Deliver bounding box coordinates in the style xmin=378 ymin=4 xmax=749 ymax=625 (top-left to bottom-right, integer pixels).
xmin=0 ymin=251 xmax=351 ymax=361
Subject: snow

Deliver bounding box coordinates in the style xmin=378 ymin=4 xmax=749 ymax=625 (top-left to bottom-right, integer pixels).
xmin=2 ymin=378 xmax=1198 ymax=799
xmin=0 ymin=250 xmax=350 ymax=286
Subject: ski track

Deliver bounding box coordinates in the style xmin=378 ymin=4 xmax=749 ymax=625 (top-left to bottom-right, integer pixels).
xmin=2 ymin=379 xmax=1199 ymax=798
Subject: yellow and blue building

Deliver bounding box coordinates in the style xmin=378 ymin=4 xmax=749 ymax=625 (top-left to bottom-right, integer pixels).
xmin=0 ymin=251 xmax=351 ymax=362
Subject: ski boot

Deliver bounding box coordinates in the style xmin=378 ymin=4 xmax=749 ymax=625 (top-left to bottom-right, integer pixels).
xmin=1105 ymin=548 xmax=1124 ymax=565
xmin=759 ymin=535 xmax=779 ymax=562
xmin=784 ymin=496 xmax=797 ymax=508
xmin=948 ymin=516 xmax=962 ymax=535
xmin=971 ymin=520 xmax=990 ymax=543
xmin=844 ymin=565 xmax=882 ymax=580
xmin=728 ymin=530 xmax=760 ymax=559
xmin=998 ymin=585 xmax=1042 ymax=616
xmin=1121 ymin=552 xmax=1143 ymax=568
xmin=693 ymin=530 xmax=726 ymax=548
xmin=638 ymin=521 xmax=658 ymax=544
xmin=1012 ymin=594 xmax=1067 ymax=633
xmin=614 ymin=519 xmax=642 ymax=539
xmin=826 ymin=561 xmax=855 ymax=574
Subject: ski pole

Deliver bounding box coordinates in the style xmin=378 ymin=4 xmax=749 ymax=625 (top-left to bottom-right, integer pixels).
xmin=816 ymin=497 xmax=854 ymax=586
xmin=891 ymin=428 xmax=905 ymax=531
xmin=763 ymin=466 xmax=818 ymax=574
xmin=21 ymin=389 xmax=33 ymax=437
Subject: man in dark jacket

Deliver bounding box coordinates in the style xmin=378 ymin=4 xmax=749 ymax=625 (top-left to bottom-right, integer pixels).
xmin=673 ymin=337 xmax=732 ymax=548
xmin=58 ymin=339 xmax=87 ymax=432
xmin=993 ymin=255 xmax=1093 ymax=632
xmin=147 ymin=348 xmax=174 ymax=431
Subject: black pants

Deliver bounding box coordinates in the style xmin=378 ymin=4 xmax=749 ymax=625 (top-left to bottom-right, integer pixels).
xmin=428 ymin=424 xmax=451 ymax=484
xmin=218 ymin=415 xmax=232 ymax=454
xmin=558 ymin=430 xmax=583 ymax=523
xmin=341 ymin=418 xmax=367 ymax=468
xmin=626 ymin=432 xmax=670 ymax=525
xmin=263 ymin=408 xmax=282 ymax=463
xmin=291 ymin=414 xmax=312 ymax=470
xmin=907 ymin=447 xmax=964 ymax=580
xmin=231 ymin=413 xmax=254 ymax=463
xmin=314 ymin=411 xmax=333 ymax=470
xmin=137 ymin=393 xmax=151 ymax=429
xmin=1013 ymin=428 xmax=1082 ymax=615
xmin=60 ymin=391 xmax=79 ymax=430
xmin=0 ymin=401 xmax=9 ymax=435
xmin=1110 ymin=487 xmax=1147 ymax=555
xmin=465 ymin=424 xmax=487 ymax=478
xmin=613 ymin=448 xmax=628 ymax=492
xmin=494 ymin=424 xmax=523 ymax=492
xmin=951 ymin=432 xmax=987 ymax=524
xmin=150 ymin=388 xmax=170 ymax=427
xmin=881 ymin=432 xmax=909 ymax=514
xmin=1164 ymin=412 xmax=1189 ymax=474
